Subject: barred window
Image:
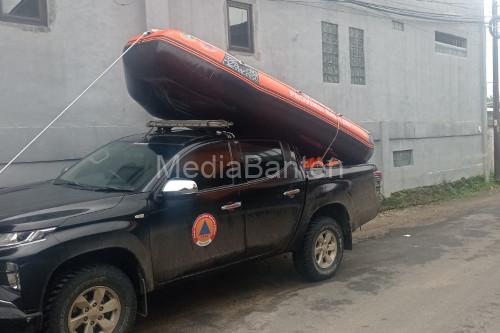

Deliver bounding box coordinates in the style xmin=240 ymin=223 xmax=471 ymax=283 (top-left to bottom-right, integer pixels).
xmin=435 ymin=31 xmax=467 ymax=57
xmin=392 ymin=20 xmax=404 ymax=31
xmin=349 ymin=27 xmax=366 ymax=85
xmin=322 ymin=21 xmax=339 ymax=83
xmin=0 ymin=0 xmax=48 ymax=26
xmin=435 ymin=31 xmax=467 ymax=49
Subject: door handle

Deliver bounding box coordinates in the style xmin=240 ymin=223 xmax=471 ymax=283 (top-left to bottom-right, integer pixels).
xmin=283 ymin=189 xmax=301 ymax=198
xmin=221 ymin=202 xmax=242 ymax=211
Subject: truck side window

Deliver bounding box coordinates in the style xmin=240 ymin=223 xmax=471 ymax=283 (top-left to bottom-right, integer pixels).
xmin=240 ymin=141 xmax=285 ymax=181
xmin=175 ymin=142 xmax=234 ymax=191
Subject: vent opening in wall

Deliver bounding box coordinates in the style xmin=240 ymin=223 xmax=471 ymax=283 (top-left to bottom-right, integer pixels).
xmin=393 ymin=150 xmax=413 ymax=167
xmin=392 ymin=20 xmax=404 ymax=31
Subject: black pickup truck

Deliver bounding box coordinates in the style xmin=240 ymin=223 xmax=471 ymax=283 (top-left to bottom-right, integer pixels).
xmin=0 ymin=121 xmax=380 ymax=333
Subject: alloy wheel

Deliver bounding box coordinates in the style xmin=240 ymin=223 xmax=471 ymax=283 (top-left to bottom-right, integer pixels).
xmin=314 ymin=229 xmax=338 ymax=269
xmin=67 ymin=286 xmax=121 ymax=333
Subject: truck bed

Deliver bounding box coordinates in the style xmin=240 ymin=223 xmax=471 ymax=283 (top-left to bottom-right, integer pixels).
xmin=304 ymin=164 xmax=380 ymax=231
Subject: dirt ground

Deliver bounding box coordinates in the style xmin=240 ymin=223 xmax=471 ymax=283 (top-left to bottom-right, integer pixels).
xmin=357 ymin=187 xmax=500 ymax=241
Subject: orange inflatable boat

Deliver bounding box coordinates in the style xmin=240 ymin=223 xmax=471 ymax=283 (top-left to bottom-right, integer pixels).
xmin=123 ymin=29 xmax=374 ymax=164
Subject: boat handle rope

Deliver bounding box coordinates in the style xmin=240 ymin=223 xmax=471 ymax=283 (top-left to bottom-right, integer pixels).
xmin=0 ymin=30 xmax=153 ymax=179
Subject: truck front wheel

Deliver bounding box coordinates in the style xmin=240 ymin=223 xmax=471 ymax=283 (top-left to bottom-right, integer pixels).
xmin=44 ymin=264 xmax=137 ymax=333
xmin=294 ymin=216 xmax=344 ymax=282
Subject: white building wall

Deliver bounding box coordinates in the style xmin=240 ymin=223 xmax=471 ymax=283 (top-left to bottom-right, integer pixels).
xmin=0 ymin=0 xmax=149 ymax=188
xmin=0 ymin=0 xmax=488 ymax=195
xmin=147 ymin=0 xmax=487 ymax=194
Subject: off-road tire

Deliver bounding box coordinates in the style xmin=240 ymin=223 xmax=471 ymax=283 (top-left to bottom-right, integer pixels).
xmin=294 ymin=216 xmax=344 ymax=282
xmin=43 ymin=264 xmax=137 ymax=333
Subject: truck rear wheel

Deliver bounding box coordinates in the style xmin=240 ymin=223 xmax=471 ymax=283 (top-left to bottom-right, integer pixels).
xmin=44 ymin=265 xmax=137 ymax=333
xmin=294 ymin=216 xmax=344 ymax=282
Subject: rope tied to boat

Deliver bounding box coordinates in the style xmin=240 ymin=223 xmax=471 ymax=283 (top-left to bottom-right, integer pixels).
xmin=321 ymin=113 xmax=343 ymax=161
xmin=0 ymin=30 xmax=153 ymax=178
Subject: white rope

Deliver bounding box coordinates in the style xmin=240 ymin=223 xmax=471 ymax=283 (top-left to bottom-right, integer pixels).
xmin=321 ymin=114 xmax=343 ymax=161
xmin=0 ymin=31 xmax=150 ymax=177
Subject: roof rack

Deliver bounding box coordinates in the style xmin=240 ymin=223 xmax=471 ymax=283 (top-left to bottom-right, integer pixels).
xmin=146 ymin=120 xmax=233 ymax=129
xmin=146 ymin=119 xmax=235 ymax=139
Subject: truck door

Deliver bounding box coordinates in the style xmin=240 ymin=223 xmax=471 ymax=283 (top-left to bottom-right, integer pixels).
xmin=148 ymin=141 xmax=245 ymax=282
xmin=235 ymin=140 xmax=305 ymax=256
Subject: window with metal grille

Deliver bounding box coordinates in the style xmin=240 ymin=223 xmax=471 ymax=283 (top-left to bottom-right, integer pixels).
xmin=322 ymin=21 xmax=340 ymax=83
xmin=349 ymin=27 xmax=366 ymax=85
xmin=435 ymin=31 xmax=467 ymax=48
xmin=435 ymin=31 xmax=467 ymax=57
xmin=0 ymin=0 xmax=48 ymax=26
xmin=393 ymin=150 xmax=414 ymax=167
xmin=227 ymin=1 xmax=254 ymax=53
xmin=392 ymin=20 xmax=404 ymax=31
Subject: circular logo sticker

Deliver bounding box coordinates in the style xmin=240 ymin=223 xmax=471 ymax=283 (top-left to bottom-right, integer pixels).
xmin=192 ymin=213 xmax=218 ymax=247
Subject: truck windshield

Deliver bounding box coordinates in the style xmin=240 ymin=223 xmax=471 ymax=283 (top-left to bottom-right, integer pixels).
xmin=55 ymin=141 xmax=183 ymax=192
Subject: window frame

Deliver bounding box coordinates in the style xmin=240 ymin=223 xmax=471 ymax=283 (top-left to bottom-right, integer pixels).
xmin=173 ymin=140 xmax=237 ymax=192
xmin=321 ymin=21 xmax=340 ymax=84
xmin=435 ymin=31 xmax=467 ymax=49
xmin=434 ymin=31 xmax=467 ymax=57
xmin=392 ymin=20 xmax=405 ymax=32
xmin=393 ymin=149 xmax=414 ymax=168
xmin=237 ymin=139 xmax=287 ymax=184
xmin=349 ymin=27 xmax=366 ymax=85
xmin=227 ymin=0 xmax=254 ymax=53
xmin=0 ymin=0 xmax=48 ymax=27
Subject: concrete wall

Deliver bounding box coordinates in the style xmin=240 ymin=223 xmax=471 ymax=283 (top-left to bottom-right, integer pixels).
xmin=146 ymin=0 xmax=487 ymax=194
xmin=0 ymin=0 xmax=149 ymax=188
xmin=0 ymin=0 xmax=488 ymax=195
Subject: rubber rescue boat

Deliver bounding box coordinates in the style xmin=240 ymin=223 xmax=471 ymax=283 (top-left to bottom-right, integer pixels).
xmin=123 ymin=29 xmax=374 ymax=164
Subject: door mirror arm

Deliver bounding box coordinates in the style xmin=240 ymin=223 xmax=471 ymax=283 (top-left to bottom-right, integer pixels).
xmin=153 ymin=190 xmax=165 ymax=203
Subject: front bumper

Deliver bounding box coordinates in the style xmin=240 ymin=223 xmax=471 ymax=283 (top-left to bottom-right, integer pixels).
xmin=0 ymin=289 xmax=41 ymax=333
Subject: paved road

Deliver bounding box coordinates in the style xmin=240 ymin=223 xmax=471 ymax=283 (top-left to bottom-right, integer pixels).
xmin=136 ymin=190 xmax=500 ymax=333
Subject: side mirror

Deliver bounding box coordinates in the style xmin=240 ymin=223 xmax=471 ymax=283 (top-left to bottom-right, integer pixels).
xmin=162 ymin=179 xmax=198 ymax=198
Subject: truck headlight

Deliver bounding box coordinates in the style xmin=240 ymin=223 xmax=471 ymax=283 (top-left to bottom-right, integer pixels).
xmin=0 ymin=228 xmax=55 ymax=249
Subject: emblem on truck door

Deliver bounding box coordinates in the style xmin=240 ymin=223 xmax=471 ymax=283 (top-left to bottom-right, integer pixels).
xmin=192 ymin=213 xmax=218 ymax=247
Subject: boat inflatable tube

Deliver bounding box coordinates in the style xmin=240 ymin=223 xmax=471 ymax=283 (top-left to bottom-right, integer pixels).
xmin=123 ymin=29 xmax=374 ymax=164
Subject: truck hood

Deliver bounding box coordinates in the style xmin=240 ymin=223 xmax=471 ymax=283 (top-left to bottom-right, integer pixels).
xmin=0 ymin=181 xmax=124 ymax=232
